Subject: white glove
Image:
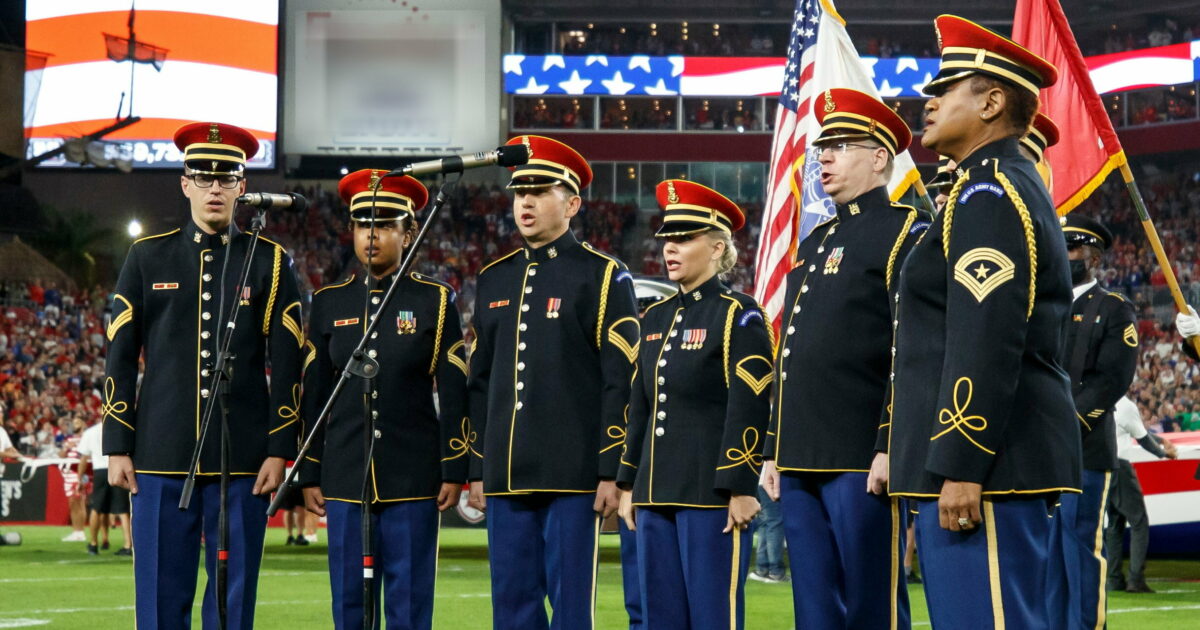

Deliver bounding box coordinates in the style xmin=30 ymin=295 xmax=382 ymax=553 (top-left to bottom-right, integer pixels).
xmin=1176 ymin=305 xmax=1200 ymax=338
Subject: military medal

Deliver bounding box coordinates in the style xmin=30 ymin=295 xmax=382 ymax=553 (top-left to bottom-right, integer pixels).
xmin=546 ymin=297 xmax=562 ymax=318
xmin=681 ymin=328 xmax=706 ymax=350
xmin=823 ymin=247 xmax=844 ymax=275
xmin=396 ymin=311 xmax=417 ymax=335
xmin=240 ymin=285 xmax=251 ymax=306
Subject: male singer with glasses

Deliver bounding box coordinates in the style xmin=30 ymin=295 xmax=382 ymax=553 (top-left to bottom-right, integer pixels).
xmin=761 ymin=88 xmax=924 ymax=630
xmin=103 ymin=122 xmax=304 ymax=629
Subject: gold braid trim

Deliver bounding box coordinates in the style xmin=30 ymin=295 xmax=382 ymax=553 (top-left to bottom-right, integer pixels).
xmin=886 ymin=210 xmax=918 ymax=292
xmin=263 ymin=244 xmax=282 ymax=336
xmin=722 ymin=299 xmax=738 ymax=389
xmin=942 ymin=170 xmax=971 ymax=259
xmin=596 ymin=262 xmax=615 ymax=349
xmin=993 ymin=168 xmax=1038 ymax=319
xmin=430 ymin=287 xmax=448 ymax=375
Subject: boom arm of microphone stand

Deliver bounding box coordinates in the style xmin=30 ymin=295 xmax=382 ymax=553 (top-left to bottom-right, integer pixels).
xmin=267 ymin=175 xmax=462 ymax=516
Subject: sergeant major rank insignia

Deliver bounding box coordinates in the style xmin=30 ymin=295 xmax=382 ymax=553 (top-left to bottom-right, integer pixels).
xmin=396 ymin=311 xmax=417 ymax=334
xmin=546 ymin=297 xmax=562 ymax=318
xmin=823 ymin=247 xmax=844 ymax=275
xmin=681 ymin=328 xmax=706 ymax=350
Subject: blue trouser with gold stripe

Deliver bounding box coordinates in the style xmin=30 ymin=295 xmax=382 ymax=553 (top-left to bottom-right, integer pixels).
xmin=916 ymin=496 xmax=1066 ymax=630
xmin=130 ymin=474 xmax=267 ymax=630
xmin=325 ymin=499 xmax=439 ymax=630
xmin=619 ymin=519 xmax=644 ymax=629
xmin=1059 ymin=469 xmax=1112 ymax=630
xmin=487 ymin=493 xmax=599 ymax=630
xmin=634 ymin=506 xmax=752 ymax=630
xmin=778 ymin=472 xmax=910 ymax=630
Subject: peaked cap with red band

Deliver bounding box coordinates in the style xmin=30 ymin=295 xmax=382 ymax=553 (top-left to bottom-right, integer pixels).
xmin=504 ymin=135 xmax=592 ymax=194
xmin=173 ymin=122 xmax=259 ymax=174
xmin=814 ymin=88 xmax=912 ymax=155
xmin=653 ymin=179 xmax=745 ymax=238
xmin=338 ymin=169 xmax=429 ymax=223
xmin=924 ymin=15 xmax=1058 ymax=97
xmin=1020 ymin=112 xmax=1060 ymax=164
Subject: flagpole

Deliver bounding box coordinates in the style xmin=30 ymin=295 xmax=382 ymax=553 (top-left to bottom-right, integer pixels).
xmin=912 ymin=178 xmax=937 ymax=216
xmin=1117 ymin=163 xmax=1200 ymax=354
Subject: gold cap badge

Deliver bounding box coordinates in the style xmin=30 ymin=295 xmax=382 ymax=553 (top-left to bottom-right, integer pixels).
xmin=824 ymin=90 xmax=836 ymax=113
xmin=667 ymin=181 xmax=679 ymax=204
xmin=207 ymin=123 xmax=222 ymax=144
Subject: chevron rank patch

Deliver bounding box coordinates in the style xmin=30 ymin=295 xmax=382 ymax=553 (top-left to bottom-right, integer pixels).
xmin=1123 ymin=324 xmax=1138 ymax=347
xmin=953 ymin=248 xmax=1015 ymax=303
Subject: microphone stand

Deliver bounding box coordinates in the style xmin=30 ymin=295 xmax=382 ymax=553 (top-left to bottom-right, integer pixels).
xmin=266 ymin=174 xmax=462 ymax=630
xmin=178 ymin=206 xmax=269 ymax=630
xmin=358 ymin=189 xmax=380 ymax=630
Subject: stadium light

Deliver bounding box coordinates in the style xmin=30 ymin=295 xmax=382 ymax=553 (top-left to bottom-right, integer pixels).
xmin=127 ymin=219 xmax=143 ymax=238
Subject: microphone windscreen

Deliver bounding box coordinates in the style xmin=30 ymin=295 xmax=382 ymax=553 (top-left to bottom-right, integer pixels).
xmin=496 ymin=144 xmax=531 ymax=167
xmin=288 ymin=192 xmax=309 ymax=213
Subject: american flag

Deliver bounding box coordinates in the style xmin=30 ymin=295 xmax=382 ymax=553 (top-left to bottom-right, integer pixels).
xmin=752 ymin=0 xmax=922 ymax=331
xmin=753 ymin=0 xmax=829 ymax=331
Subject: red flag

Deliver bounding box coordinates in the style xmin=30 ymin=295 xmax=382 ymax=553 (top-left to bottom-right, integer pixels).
xmin=1011 ymin=0 xmax=1127 ymax=214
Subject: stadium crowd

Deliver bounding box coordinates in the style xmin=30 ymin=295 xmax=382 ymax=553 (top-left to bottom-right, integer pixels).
xmin=1080 ymin=167 xmax=1200 ymax=434
xmin=1 ymin=280 xmax=108 ymax=458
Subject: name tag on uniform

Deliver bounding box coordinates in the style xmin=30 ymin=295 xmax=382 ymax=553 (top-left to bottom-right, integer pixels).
xmin=151 ymin=282 xmax=179 ymax=290
xmin=645 ymin=333 xmax=662 ymax=342
xmin=334 ymin=318 xmax=360 ymax=327
xmin=489 ymin=300 xmax=510 ymax=309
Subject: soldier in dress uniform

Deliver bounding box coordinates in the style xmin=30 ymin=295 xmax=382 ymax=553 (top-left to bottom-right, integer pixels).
xmin=616 ymin=179 xmax=773 ymax=630
xmin=466 ymin=135 xmax=640 ymax=629
xmin=300 ymin=169 xmax=468 ymax=630
xmin=759 ymin=88 xmax=923 ymax=630
xmin=1058 ymin=213 xmax=1138 ymax=629
xmin=103 ymin=122 xmax=304 ymax=629
xmin=927 ymin=156 xmax=957 ymax=212
xmin=1019 ymin=112 xmax=1060 ymax=192
xmin=886 ymin=16 xmax=1082 ymax=628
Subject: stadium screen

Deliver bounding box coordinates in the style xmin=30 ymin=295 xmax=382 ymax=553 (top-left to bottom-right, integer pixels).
xmin=24 ymin=0 xmax=278 ymax=169
xmin=283 ymin=0 xmax=501 ymax=157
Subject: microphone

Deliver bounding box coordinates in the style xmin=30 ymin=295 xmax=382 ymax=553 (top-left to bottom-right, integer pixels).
xmin=237 ymin=192 xmax=308 ymax=212
xmin=387 ymin=144 xmax=530 ymax=177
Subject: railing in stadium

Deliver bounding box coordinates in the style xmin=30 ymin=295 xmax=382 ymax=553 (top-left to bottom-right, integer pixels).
xmin=511 ymin=82 xmax=1200 ymax=134
xmin=581 ymin=162 xmax=766 ymax=206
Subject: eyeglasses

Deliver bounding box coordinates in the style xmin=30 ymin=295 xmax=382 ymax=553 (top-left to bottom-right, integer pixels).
xmin=187 ymin=174 xmax=243 ymax=189
xmin=818 ymin=142 xmax=881 ymax=155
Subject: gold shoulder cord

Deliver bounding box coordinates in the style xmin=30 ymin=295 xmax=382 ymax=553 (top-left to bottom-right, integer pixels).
xmin=941 ymin=172 xmax=971 ymax=259
xmin=886 ymin=210 xmax=918 ymax=292
xmin=993 ymin=165 xmax=1038 ymax=319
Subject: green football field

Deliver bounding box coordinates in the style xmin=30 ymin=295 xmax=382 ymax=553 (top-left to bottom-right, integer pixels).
xmin=2 ymin=526 xmax=1199 ymax=628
